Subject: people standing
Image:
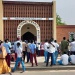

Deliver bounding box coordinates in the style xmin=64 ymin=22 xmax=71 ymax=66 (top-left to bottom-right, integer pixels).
xmin=26 ymin=40 xmax=31 ymax=63
xmin=43 ymin=39 xmax=49 ymax=63
xmin=3 ymin=39 xmax=12 ymax=67
xmin=46 ymin=38 xmax=56 ymax=66
xmin=40 ymin=42 xmax=44 ymax=56
xmin=0 ymin=41 xmax=12 ymax=75
xmin=14 ymin=37 xmax=22 ymax=67
xmin=12 ymin=42 xmax=25 ymax=72
xmin=54 ymin=40 xmax=59 ymax=64
xmin=29 ymin=40 xmax=38 ymax=67
xmin=69 ymin=38 xmax=75 ymax=55
xmin=61 ymin=37 xmax=69 ymax=54
xmin=37 ymin=43 xmax=41 ymax=56
xmin=22 ymin=40 xmax=27 ymax=62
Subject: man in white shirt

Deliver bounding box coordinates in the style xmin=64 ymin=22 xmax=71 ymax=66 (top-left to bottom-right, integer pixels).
xmin=69 ymin=53 xmax=75 ymax=64
xmin=58 ymin=52 xmax=69 ymax=65
xmin=14 ymin=37 xmax=22 ymax=67
xmin=54 ymin=40 xmax=59 ymax=64
xmin=69 ymin=38 xmax=75 ymax=55
xmin=46 ymin=38 xmax=56 ymax=66
xmin=44 ymin=39 xmax=49 ymax=63
xmin=22 ymin=40 xmax=27 ymax=62
xmin=37 ymin=43 xmax=40 ymax=56
xmin=26 ymin=40 xmax=31 ymax=63
xmin=14 ymin=38 xmax=22 ymax=52
xmin=12 ymin=42 xmax=25 ymax=72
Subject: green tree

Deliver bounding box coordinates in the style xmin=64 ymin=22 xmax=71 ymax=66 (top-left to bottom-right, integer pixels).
xmin=56 ymin=14 xmax=66 ymax=25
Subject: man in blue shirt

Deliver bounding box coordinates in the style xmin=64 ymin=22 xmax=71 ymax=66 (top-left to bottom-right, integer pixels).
xmin=3 ymin=39 xmax=12 ymax=67
xmin=29 ymin=40 xmax=38 ymax=67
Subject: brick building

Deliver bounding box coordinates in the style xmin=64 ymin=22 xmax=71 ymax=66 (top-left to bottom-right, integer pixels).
xmin=0 ymin=0 xmax=75 ymax=44
xmin=0 ymin=0 xmax=56 ymax=43
xmin=57 ymin=25 xmax=75 ymax=43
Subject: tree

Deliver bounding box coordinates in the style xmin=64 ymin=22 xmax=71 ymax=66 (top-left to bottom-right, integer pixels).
xmin=56 ymin=14 xmax=66 ymax=25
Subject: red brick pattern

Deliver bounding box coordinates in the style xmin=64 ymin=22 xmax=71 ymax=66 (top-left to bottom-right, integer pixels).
xmin=57 ymin=25 xmax=75 ymax=43
xmin=3 ymin=1 xmax=53 ymax=42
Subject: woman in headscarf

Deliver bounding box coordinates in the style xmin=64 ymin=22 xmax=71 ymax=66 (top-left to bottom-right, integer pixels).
xmin=0 ymin=40 xmax=12 ymax=75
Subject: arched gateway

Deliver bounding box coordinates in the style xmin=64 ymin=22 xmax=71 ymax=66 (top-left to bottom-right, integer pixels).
xmin=17 ymin=20 xmax=40 ymax=43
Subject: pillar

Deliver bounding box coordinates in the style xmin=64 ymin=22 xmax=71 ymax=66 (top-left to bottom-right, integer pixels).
xmin=0 ymin=0 xmax=3 ymax=41
xmin=53 ymin=0 xmax=56 ymax=40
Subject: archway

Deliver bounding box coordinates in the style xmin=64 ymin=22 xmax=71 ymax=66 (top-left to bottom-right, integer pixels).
xmin=21 ymin=32 xmax=36 ymax=41
xmin=17 ymin=20 xmax=40 ymax=43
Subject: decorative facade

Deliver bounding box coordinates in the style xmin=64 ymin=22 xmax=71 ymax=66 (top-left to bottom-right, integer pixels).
xmin=0 ymin=0 xmax=56 ymax=43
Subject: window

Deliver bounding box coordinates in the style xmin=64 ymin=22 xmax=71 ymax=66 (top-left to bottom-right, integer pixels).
xmin=69 ymin=32 xmax=75 ymax=41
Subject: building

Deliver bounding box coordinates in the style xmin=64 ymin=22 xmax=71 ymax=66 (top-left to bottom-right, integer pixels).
xmin=0 ymin=0 xmax=56 ymax=43
xmin=57 ymin=25 xmax=75 ymax=43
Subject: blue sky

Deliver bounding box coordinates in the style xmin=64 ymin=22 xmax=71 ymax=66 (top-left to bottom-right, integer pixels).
xmin=3 ymin=0 xmax=75 ymax=25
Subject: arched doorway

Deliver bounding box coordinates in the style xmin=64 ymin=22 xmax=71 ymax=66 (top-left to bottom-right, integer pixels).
xmin=17 ymin=20 xmax=40 ymax=43
xmin=21 ymin=32 xmax=36 ymax=41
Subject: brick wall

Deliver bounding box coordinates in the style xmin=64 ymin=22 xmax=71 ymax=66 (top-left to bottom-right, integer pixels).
xmin=3 ymin=1 xmax=53 ymax=42
xmin=56 ymin=25 xmax=75 ymax=43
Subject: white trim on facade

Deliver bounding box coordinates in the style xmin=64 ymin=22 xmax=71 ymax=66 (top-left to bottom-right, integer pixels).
xmin=17 ymin=20 xmax=40 ymax=43
xmin=3 ymin=17 xmax=53 ymax=20
xmin=3 ymin=0 xmax=53 ymax=2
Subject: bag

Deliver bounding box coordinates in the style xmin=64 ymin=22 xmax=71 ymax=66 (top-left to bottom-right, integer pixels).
xmin=47 ymin=47 xmax=50 ymax=49
xmin=50 ymin=43 xmax=55 ymax=47
xmin=0 ymin=46 xmax=7 ymax=58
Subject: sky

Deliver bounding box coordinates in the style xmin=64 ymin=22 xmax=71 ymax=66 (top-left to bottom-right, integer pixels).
xmin=3 ymin=0 xmax=75 ymax=25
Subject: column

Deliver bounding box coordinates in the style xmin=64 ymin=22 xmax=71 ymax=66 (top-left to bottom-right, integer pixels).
xmin=0 ymin=0 xmax=3 ymax=41
xmin=53 ymin=0 xmax=56 ymax=40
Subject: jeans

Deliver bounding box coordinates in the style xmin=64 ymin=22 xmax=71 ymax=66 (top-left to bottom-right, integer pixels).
xmin=23 ymin=51 xmax=27 ymax=61
xmin=58 ymin=60 xmax=63 ymax=65
xmin=46 ymin=52 xmax=54 ymax=66
xmin=52 ymin=52 xmax=56 ymax=65
xmin=44 ymin=51 xmax=48 ymax=62
xmin=54 ymin=51 xmax=58 ymax=64
xmin=38 ymin=50 xmax=40 ymax=56
xmin=12 ymin=57 xmax=26 ymax=71
xmin=27 ymin=52 xmax=30 ymax=62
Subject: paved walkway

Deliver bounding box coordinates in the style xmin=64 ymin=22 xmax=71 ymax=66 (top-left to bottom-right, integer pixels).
xmin=10 ymin=56 xmax=75 ymax=71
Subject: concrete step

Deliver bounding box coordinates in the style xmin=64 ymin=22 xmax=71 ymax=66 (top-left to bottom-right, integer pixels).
xmin=10 ymin=56 xmax=75 ymax=71
xmin=11 ymin=62 xmax=75 ymax=71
